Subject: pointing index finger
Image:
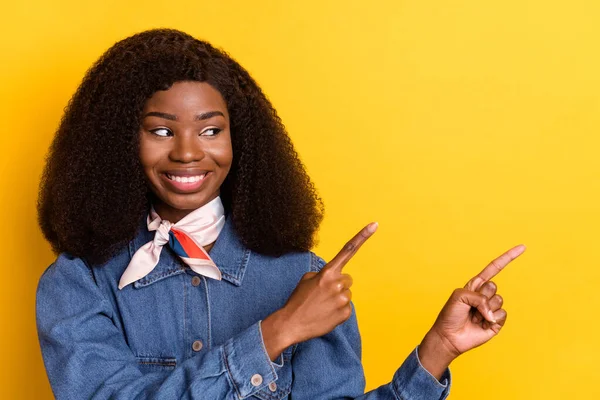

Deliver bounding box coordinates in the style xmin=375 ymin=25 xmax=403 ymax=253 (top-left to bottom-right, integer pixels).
xmin=467 ymin=244 xmax=526 ymax=290
xmin=325 ymin=222 xmax=378 ymax=274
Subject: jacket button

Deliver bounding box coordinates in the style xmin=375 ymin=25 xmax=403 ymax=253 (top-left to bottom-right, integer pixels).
xmin=192 ymin=340 xmax=203 ymax=352
xmin=250 ymin=374 xmax=263 ymax=387
xmin=268 ymin=382 xmax=277 ymax=392
xmin=191 ymin=276 xmax=201 ymax=286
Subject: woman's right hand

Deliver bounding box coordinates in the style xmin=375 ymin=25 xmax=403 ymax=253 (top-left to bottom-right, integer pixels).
xmin=261 ymin=222 xmax=378 ymax=361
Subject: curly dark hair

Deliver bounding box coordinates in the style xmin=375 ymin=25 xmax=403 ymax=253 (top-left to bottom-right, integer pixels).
xmin=38 ymin=28 xmax=324 ymax=264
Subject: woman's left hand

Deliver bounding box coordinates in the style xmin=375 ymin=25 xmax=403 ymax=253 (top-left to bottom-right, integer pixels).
xmin=418 ymin=245 xmax=526 ymax=380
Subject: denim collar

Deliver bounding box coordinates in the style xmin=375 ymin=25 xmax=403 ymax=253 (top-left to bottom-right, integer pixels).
xmin=127 ymin=215 xmax=250 ymax=289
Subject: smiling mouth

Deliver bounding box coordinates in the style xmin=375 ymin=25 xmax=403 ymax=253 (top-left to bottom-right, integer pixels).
xmin=165 ymin=173 xmax=207 ymax=183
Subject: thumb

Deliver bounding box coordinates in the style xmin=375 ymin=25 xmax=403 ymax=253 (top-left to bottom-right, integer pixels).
xmin=301 ymin=272 xmax=318 ymax=281
xmin=453 ymin=289 xmax=497 ymax=323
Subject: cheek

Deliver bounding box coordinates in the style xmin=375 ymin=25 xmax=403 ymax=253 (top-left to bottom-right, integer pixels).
xmin=211 ymin=136 xmax=233 ymax=167
xmin=139 ymin=138 xmax=163 ymax=172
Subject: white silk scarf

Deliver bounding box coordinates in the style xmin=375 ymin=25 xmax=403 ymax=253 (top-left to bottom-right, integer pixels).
xmin=118 ymin=196 xmax=225 ymax=290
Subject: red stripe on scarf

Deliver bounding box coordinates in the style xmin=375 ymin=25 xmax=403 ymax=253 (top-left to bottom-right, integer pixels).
xmin=170 ymin=228 xmax=210 ymax=260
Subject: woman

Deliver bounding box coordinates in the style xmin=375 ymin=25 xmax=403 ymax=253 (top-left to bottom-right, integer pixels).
xmin=37 ymin=29 xmax=524 ymax=399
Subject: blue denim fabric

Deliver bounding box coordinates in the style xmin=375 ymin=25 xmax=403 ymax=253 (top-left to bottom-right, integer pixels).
xmin=37 ymin=217 xmax=451 ymax=399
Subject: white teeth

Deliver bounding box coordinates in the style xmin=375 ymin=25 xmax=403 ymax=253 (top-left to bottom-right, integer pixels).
xmin=167 ymin=174 xmax=207 ymax=183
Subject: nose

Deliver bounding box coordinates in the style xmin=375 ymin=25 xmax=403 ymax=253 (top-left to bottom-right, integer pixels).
xmin=169 ymin=133 xmax=205 ymax=163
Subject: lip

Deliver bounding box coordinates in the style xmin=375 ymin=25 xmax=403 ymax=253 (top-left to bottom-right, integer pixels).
xmin=160 ymin=170 xmax=211 ymax=193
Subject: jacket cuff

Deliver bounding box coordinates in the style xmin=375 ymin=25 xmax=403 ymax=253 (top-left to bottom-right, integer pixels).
xmin=222 ymin=321 xmax=278 ymax=398
xmin=392 ymin=347 xmax=451 ymax=400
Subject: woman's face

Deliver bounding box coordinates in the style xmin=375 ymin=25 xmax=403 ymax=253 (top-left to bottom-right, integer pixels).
xmin=139 ymin=81 xmax=233 ymax=223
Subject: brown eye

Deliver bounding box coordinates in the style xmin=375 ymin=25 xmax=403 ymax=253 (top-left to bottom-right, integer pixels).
xmin=150 ymin=128 xmax=172 ymax=137
xmin=201 ymin=127 xmax=221 ymax=136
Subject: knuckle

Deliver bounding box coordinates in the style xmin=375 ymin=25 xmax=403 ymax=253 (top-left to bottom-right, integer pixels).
xmin=344 ymin=241 xmax=356 ymax=253
xmin=325 ymin=281 xmax=338 ymax=294
xmin=494 ymin=294 xmax=504 ymax=305
xmin=341 ymin=275 xmax=353 ymax=288
xmin=466 ymin=276 xmax=483 ymax=290
xmin=341 ymin=306 xmax=352 ymax=320
xmin=317 ymin=275 xmax=329 ymax=288
xmin=496 ymin=312 xmax=507 ymax=326
xmin=338 ymin=292 xmax=350 ymax=305
xmin=490 ymin=260 xmax=503 ymax=272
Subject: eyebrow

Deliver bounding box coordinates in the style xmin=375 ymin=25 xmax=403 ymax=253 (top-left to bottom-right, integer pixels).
xmin=143 ymin=111 xmax=225 ymax=121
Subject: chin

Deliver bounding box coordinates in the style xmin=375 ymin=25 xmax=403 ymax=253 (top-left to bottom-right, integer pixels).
xmin=167 ymin=193 xmax=218 ymax=211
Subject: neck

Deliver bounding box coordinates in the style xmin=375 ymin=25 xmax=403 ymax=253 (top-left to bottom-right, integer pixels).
xmin=152 ymin=195 xmax=221 ymax=224
xmin=152 ymin=202 xmax=192 ymax=224
xmin=204 ymin=242 xmax=215 ymax=253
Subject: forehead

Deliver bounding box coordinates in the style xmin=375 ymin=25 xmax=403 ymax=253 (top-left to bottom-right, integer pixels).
xmin=144 ymin=81 xmax=228 ymax=117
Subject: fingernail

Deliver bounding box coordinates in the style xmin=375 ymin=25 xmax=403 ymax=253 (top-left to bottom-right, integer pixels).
xmin=367 ymin=222 xmax=378 ymax=234
xmin=488 ymin=311 xmax=496 ymax=323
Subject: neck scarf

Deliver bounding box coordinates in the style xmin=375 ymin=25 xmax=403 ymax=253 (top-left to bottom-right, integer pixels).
xmin=118 ymin=196 xmax=225 ymax=290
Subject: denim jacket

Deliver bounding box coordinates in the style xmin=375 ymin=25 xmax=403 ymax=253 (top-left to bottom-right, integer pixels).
xmin=37 ymin=217 xmax=451 ymax=399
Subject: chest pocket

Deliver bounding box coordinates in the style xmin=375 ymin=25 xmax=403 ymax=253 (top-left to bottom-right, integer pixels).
xmin=252 ymin=345 xmax=294 ymax=400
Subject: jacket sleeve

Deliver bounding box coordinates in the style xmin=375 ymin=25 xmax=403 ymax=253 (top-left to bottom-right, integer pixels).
xmin=289 ymin=254 xmax=451 ymax=400
xmin=36 ymin=255 xmax=282 ymax=400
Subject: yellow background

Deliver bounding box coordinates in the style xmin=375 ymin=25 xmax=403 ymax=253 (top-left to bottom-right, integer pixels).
xmin=1 ymin=0 xmax=599 ymax=398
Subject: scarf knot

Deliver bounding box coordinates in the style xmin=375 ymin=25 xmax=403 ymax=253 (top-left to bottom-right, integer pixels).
xmin=118 ymin=197 xmax=225 ymax=290
xmin=153 ymin=221 xmax=173 ymax=247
